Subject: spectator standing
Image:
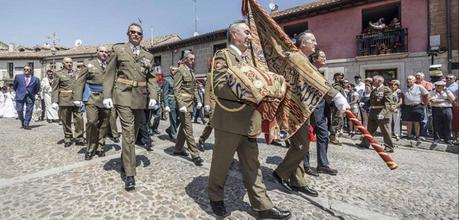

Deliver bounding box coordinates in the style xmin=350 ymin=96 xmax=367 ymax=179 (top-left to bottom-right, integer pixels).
xmin=429 ymin=80 xmax=456 ymax=144
xmin=446 ymin=74 xmax=459 ymax=143
xmin=347 ymin=84 xmax=360 ymax=136
xmin=415 ymin=72 xmax=432 ymax=139
xmin=402 ymin=75 xmax=429 ymax=141
xmin=390 ymin=80 xmax=403 ymax=140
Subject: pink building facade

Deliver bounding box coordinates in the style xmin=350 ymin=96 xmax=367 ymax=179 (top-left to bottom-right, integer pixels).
xmin=274 ymin=0 xmax=434 ymax=87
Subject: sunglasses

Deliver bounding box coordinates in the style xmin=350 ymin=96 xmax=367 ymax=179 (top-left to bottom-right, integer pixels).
xmin=129 ymin=30 xmax=143 ymax=36
xmin=24 ymin=69 xmax=31 ymax=71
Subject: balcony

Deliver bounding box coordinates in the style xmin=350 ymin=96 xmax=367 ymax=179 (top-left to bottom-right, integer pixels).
xmin=357 ymin=28 xmax=408 ymax=56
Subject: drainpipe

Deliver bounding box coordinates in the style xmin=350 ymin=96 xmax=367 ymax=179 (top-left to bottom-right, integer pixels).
xmin=446 ymin=0 xmax=452 ymax=73
xmin=427 ymin=0 xmax=431 ymax=52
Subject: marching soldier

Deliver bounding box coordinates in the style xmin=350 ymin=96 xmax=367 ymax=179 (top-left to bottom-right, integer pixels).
xmin=108 ymin=109 xmax=120 ymax=143
xmin=357 ymin=75 xmax=396 ymax=152
xmin=103 ymin=23 xmax=159 ymax=191
xmin=272 ymin=32 xmax=349 ymax=198
xmin=207 ymin=20 xmax=291 ymax=219
xmin=74 ymin=46 xmax=111 ymax=160
xmin=197 ymin=69 xmax=216 ymax=150
xmin=163 ymin=68 xmax=179 ymax=140
xmin=173 ymin=51 xmax=204 ymax=166
xmin=51 ymin=57 xmax=85 ymax=148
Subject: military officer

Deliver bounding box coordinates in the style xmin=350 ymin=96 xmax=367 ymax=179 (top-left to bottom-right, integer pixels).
xmin=357 ymin=75 xmax=396 ymax=152
xmin=163 ymin=68 xmax=179 ymax=140
xmin=197 ymin=69 xmax=216 ymax=150
xmin=51 ymin=57 xmax=85 ymax=148
xmin=207 ymin=21 xmax=291 ymax=219
xmin=272 ymin=32 xmax=349 ymax=197
xmin=329 ymin=72 xmax=346 ymax=145
xmin=173 ymin=50 xmax=204 ymax=166
xmin=74 ymin=46 xmax=111 ymax=160
xmin=103 ymin=23 xmax=159 ymax=191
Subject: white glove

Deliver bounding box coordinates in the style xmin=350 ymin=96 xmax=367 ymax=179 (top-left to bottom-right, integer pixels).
xmin=179 ymin=106 xmax=187 ymax=113
xmin=204 ymin=105 xmax=210 ymax=112
xmin=377 ymin=114 xmax=384 ymax=120
xmin=148 ymin=99 xmax=157 ymax=109
xmin=333 ymin=93 xmax=350 ymax=111
xmin=164 ymin=106 xmax=171 ymax=112
xmin=73 ymin=101 xmax=83 ymax=107
xmin=103 ymin=98 xmax=113 ymax=109
xmin=51 ymin=103 xmax=59 ymax=110
xmin=196 ymin=102 xmax=202 ymax=109
xmin=359 ymin=102 xmax=365 ymax=107
xmin=153 ymin=104 xmax=160 ymax=110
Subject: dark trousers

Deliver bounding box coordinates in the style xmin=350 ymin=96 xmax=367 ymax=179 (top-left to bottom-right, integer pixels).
xmin=304 ymin=100 xmax=330 ymax=168
xmin=432 ymin=107 xmax=453 ymax=141
xmin=16 ymin=95 xmax=34 ymax=127
xmin=148 ymin=108 xmax=161 ymax=133
xmin=136 ymin=109 xmax=151 ymax=146
xmin=167 ymin=108 xmax=179 ymax=139
xmin=193 ymin=106 xmax=205 ymax=123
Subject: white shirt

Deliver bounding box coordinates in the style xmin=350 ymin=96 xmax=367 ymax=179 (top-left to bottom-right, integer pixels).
xmin=229 ymin=44 xmax=243 ymax=56
xmin=129 ymin=43 xmax=140 ymax=55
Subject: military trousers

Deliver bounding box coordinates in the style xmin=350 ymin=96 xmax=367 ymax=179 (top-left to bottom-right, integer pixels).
xmin=329 ymin=106 xmax=343 ymax=137
xmin=116 ymin=105 xmax=144 ymax=176
xmin=85 ymin=104 xmax=109 ymax=153
xmin=274 ymin=122 xmax=310 ymax=187
xmin=208 ymin=129 xmax=274 ymax=211
xmin=167 ymin=108 xmax=179 ymax=139
xmin=361 ymin=116 xmax=395 ymax=149
xmin=199 ymin=109 xmax=214 ymax=143
xmin=175 ymin=111 xmax=199 ymax=159
xmin=59 ymin=106 xmax=84 ymax=143
xmin=108 ymin=108 xmax=120 ymax=139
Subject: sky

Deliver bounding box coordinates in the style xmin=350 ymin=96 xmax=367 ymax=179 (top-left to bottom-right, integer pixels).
xmin=1 ymin=0 xmax=312 ymax=47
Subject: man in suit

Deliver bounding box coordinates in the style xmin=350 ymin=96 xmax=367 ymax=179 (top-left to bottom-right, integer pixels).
xmin=103 ymin=23 xmax=159 ymax=191
xmin=13 ymin=64 xmax=40 ymax=129
xmin=173 ymin=50 xmax=204 ymax=166
xmin=193 ymin=82 xmax=206 ymax=124
xmin=52 ymin=57 xmax=85 ymax=147
xmin=207 ymin=21 xmax=291 ymax=219
xmin=272 ymin=32 xmax=349 ymax=197
xmin=163 ymin=68 xmax=179 ymax=140
xmin=357 ymin=75 xmax=396 ymax=152
xmin=74 ymin=46 xmax=111 ymax=160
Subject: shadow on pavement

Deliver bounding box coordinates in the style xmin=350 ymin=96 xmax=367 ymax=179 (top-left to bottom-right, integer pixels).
xmin=185 ymin=175 xmax=254 ymax=219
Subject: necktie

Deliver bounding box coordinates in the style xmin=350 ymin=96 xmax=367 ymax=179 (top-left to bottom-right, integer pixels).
xmin=25 ymin=77 xmax=30 ymax=86
xmin=133 ymin=47 xmax=139 ymax=56
xmin=101 ymin=62 xmax=106 ymax=70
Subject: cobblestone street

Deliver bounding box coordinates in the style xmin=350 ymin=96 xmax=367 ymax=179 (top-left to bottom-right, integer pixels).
xmin=0 ymin=118 xmax=457 ymax=220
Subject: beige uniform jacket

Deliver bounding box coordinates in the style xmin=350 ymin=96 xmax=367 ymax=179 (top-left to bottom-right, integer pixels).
xmin=52 ymin=69 xmax=77 ymax=107
xmin=103 ymin=43 xmax=159 ymax=109
xmin=173 ymin=64 xmax=200 ymax=112
xmin=74 ymin=59 xmax=107 ymax=108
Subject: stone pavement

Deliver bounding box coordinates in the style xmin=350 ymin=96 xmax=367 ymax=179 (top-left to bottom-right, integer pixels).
xmin=0 ymin=118 xmax=457 ymax=219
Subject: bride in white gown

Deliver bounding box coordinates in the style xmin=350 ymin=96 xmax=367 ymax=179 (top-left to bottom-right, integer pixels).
xmin=2 ymin=87 xmax=18 ymax=118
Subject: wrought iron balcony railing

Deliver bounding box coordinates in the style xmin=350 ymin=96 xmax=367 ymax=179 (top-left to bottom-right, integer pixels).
xmin=357 ymin=28 xmax=408 ymax=56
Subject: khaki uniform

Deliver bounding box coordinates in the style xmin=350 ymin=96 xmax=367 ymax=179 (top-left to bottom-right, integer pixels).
xmin=360 ymin=85 xmax=395 ymax=150
xmin=108 ymin=109 xmax=120 ymax=139
xmin=103 ymin=43 xmax=159 ymax=177
xmin=208 ymin=47 xmax=273 ymax=211
xmin=52 ymin=69 xmax=84 ymax=143
xmin=198 ymin=71 xmax=216 ymax=143
xmin=74 ymin=59 xmax=110 ymax=154
xmin=173 ymin=64 xmax=201 ymax=158
xmin=274 ymin=85 xmax=337 ymax=187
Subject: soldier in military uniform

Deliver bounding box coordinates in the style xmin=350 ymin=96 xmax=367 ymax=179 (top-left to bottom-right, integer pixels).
xmin=173 ymin=51 xmax=204 ymax=166
xmin=357 ymin=75 xmax=396 ymax=152
xmin=103 ymin=23 xmax=159 ymax=191
xmin=329 ymin=72 xmax=346 ymax=145
xmin=197 ymin=69 xmax=216 ymax=150
xmin=272 ymin=32 xmax=349 ymax=198
xmin=207 ymin=21 xmax=291 ymax=219
xmin=107 ymin=110 xmax=120 ymax=143
xmin=74 ymin=46 xmax=111 ymax=160
xmin=163 ymin=68 xmax=179 ymax=140
xmin=51 ymin=57 xmax=85 ymax=148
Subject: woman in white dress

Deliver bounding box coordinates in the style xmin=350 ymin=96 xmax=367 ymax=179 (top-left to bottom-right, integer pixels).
xmin=3 ymin=87 xmax=18 ymax=118
xmin=41 ymin=71 xmax=59 ymax=122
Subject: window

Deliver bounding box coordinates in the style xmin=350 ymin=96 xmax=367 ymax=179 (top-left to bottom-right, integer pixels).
xmin=362 ymin=3 xmax=401 ymax=33
xmin=283 ymin=21 xmax=308 ymax=43
xmin=213 ymin=43 xmax=226 ymax=54
xmin=7 ymin=63 xmax=13 ymax=78
xmin=365 ymin=68 xmax=397 ymax=83
xmin=153 ymin=56 xmax=161 ymax=67
xmin=28 ymin=62 xmax=34 ymax=74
